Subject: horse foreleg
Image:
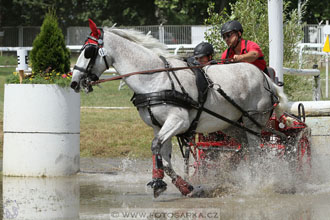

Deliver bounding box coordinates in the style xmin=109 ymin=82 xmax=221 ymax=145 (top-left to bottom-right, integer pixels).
xmin=148 ymin=113 xmax=193 ymax=197
xmin=157 ymin=116 xmax=194 ymax=196
xmin=243 ymin=112 xmax=269 ymax=160
xmin=164 ymin=166 xmax=194 ymax=196
xmin=147 ymin=153 xmax=167 ymax=198
xmin=149 ymin=138 xmax=186 ymax=197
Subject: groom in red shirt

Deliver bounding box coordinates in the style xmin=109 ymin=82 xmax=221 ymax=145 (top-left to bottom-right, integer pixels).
xmin=220 ymin=20 xmax=267 ymax=73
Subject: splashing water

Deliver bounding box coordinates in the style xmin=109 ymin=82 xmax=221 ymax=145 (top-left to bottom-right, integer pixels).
xmin=170 ymin=144 xmax=330 ymax=198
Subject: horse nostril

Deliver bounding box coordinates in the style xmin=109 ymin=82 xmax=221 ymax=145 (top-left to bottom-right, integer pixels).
xmin=70 ymin=81 xmax=80 ymax=92
xmin=70 ymin=81 xmax=77 ymax=89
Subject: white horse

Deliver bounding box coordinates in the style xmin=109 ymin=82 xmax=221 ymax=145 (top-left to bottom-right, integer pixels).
xmin=71 ymin=20 xmax=287 ymax=197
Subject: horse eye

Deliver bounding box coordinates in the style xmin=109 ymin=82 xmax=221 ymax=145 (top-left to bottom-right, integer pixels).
xmin=84 ymin=46 xmax=97 ymax=59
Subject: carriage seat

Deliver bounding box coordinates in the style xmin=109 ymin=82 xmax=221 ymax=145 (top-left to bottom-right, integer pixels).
xmin=185 ymin=57 xmax=209 ymax=103
xmin=266 ymin=67 xmax=282 ymax=86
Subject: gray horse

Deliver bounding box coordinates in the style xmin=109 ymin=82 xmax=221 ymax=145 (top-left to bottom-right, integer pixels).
xmin=71 ymin=20 xmax=288 ymax=197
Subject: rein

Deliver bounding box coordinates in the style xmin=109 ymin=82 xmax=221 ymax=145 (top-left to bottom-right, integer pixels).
xmin=90 ymin=59 xmax=234 ymax=85
xmin=88 ymin=55 xmax=285 ymax=141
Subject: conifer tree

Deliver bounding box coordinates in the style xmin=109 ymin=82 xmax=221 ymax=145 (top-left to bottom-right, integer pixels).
xmin=30 ymin=9 xmax=70 ymax=75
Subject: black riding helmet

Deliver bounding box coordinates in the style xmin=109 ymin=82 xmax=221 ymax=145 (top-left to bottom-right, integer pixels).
xmin=221 ymin=20 xmax=243 ymax=36
xmin=194 ymin=42 xmax=214 ymax=58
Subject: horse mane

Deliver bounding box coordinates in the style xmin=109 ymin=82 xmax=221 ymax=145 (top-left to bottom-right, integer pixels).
xmin=105 ymin=27 xmax=176 ymax=58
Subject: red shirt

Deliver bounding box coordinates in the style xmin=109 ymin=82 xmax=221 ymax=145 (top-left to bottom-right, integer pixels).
xmin=221 ymin=39 xmax=266 ymax=71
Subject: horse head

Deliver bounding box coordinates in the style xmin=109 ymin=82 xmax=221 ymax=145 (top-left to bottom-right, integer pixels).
xmin=70 ymin=19 xmax=112 ymax=93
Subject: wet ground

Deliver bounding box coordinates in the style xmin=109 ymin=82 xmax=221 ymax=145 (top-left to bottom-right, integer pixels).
xmin=2 ymin=154 xmax=330 ymax=220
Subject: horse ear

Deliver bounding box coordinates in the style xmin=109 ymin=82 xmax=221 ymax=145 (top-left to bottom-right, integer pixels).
xmin=88 ymin=19 xmax=100 ymax=39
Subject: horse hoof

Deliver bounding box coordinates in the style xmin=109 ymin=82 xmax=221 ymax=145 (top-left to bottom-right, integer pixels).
xmin=153 ymin=185 xmax=167 ymax=198
xmin=147 ymin=179 xmax=167 ymax=198
xmin=188 ymin=185 xmax=207 ymax=197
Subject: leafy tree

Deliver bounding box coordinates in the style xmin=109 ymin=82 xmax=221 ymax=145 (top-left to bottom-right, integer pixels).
xmin=205 ymin=0 xmax=304 ymax=63
xmin=204 ymin=0 xmax=306 ymax=100
xmin=288 ymin=0 xmax=330 ymax=24
xmin=154 ymin=0 xmax=233 ymax=25
xmin=0 ymin=0 xmax=329 ymax=28
xmin=30 ymin=9 xmax=70 ymax=75
xmin=1 ymin=0 xmax=228 ymax=27
xmin=1 ymin=0 xmax=159 ymax=28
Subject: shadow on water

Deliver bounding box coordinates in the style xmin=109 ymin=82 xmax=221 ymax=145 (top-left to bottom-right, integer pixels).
xmin=1 ymin=155 xmax=330 ymax=220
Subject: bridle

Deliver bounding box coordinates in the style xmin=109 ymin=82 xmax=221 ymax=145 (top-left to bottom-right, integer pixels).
xmin=73 ymin=29 xmax=110 ymax=92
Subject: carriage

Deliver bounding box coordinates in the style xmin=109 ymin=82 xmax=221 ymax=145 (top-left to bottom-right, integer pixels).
xmin=183 ymin=103 xmax=312 ymax=178
xmin=71 ymin=19 xmax=313 ymax=198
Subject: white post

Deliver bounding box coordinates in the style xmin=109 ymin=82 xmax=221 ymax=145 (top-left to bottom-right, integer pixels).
xmin=16 ymin=49 xmax=29 ymax=83
xmin=326 ymin=53 xmax=329 ymax=98
xmin=159 ymin=24 xmax=165 ymax=44
xmin=268 ymin=0 xmax=284 ymax=83
xmin=324 ymin=21 xmax=330 ymax=98
xmin=298 ymin=0 xmax=301 ymax=24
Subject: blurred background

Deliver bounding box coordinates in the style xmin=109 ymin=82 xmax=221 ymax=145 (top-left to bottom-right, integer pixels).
xmin=0 ymin=0 xmax=329 ymax=47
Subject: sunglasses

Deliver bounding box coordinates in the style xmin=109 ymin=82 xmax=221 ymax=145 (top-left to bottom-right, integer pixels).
xmin=222 ymin=31 xmax=235 ymax=40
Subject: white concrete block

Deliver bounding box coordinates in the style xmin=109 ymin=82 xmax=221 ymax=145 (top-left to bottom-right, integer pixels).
xmin=3 ymin=84 xmax=80 ymax=176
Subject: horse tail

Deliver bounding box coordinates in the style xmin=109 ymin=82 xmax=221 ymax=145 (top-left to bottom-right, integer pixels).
xmin=272 ymin=83 xmax=289 ymax=117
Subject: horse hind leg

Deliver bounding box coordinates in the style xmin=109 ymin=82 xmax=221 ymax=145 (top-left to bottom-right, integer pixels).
xmin=243 ymin=114 xmax=269 ymax=154
xmin=242 ymin=112 xmax=270 ymax=160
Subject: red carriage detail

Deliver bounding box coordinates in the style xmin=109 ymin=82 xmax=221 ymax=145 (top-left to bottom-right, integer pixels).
xmin=185 ymin=104 xmax=312 ymax=178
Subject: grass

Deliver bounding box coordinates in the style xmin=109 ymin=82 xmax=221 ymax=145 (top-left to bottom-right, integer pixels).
xmin=0 ymin=55 xmax=153 ymax=158
xmin=80 ymin=81 xmax=135 ymax=107
xmin=0 ymin=55 xmax=17 ymax=66
xmin=80 ymin=108 xmax=153 ymax=158
xmin=0 ymin=54 xmax=330 ymax=158
xmin=0 ymin=75 xmax=153 ymax=158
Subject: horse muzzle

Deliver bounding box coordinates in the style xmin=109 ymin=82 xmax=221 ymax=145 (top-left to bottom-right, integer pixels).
xmin=71 ymin=76 xmax=96 ymax=94
xmin=70 ymin=81 xmax=81 ymax=93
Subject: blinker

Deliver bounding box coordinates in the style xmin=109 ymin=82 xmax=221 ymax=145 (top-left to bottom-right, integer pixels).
xmin=84 ymin=45 xmax=98 ymax=59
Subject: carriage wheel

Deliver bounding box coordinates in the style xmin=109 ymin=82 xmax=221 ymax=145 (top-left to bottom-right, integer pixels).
xmin=183 ymin=145 xmax=191 ymax=178
xmin=296 ymin=128 xmax=312 ymax=176
xmin=183 ymin=145 xmax=211 ymax=180
xmin=290 ymin=127 xmax=312 ymax=178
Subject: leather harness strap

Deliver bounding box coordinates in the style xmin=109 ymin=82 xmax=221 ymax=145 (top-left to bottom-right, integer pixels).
xmin=131 ymin=56 xmax=201 ymax=130
xmin=130 ymin=56 xmax=285 ymax=140
xmin=132 ymin=90 xmax=199 ymax=109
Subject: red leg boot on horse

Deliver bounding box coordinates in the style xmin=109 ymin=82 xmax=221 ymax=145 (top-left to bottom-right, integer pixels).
xmin=164 ymin=166 xmax=194 ymax=196
xmin=148 ymin=136 xmax=194 ymax=197
xmin=147 ymin=154 xmax=167 ymax=198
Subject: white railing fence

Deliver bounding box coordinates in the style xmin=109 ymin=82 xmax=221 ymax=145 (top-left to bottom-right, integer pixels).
xmin=0 ymin=24 xmax=328 ymax=48
xmin=1 ymin=23 xmax=328 ymax=101
xmin=283 ymin=67 xmax=321 ymax=101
